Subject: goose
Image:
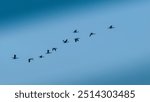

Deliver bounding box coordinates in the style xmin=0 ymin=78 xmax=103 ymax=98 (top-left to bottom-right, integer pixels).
xmin=39 ymin=55 xmax=44 ymax=58
xmin=108 ymin=25 xmax=115 ymax=29
xmin=89 ymin=33 xmax=96 ymax=37
xmin=74 ymin=38 xmax=80 ymax=42
xmin=52 ymin=48 xmax=57 ymax=51
xmin=73 ymin=29 xmax=79 ymax=33
xmin=46 ymin=50 xmax=51 ymax=54
xmin=63 ymin=39 xmax=69 ymax=43
xmin=12 ymin=54 xmax=18 ymax=59
xmin=28 ymin=58 xmax=34 ymax=63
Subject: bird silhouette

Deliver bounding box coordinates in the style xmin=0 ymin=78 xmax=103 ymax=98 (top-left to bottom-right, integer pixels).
xmin=52 ymin=48 xmax=57 ymax=51
xmin=28 ymin=58 xmax=34 ymax=63
xmin=73 ymin=29 xmax=79 ymax=33
xmin=89 ymin=33 xmax=96 ymax=37
xmin=12 ymin=54 xmax=18 ymax=59
xmin=8 ymin=25 xmax=114 ymax=63
xmin=74 ymin=38 xmax=80 ymax=42
xmin=108 ymin=25 xmax=115 ymax=29
xmin=63 ymin=39 xmax=69 ymax=43
xmin=39 ymin=55 xmax=44 ymax=58
xmin=46 ymin=50 xmax=51 ymax=54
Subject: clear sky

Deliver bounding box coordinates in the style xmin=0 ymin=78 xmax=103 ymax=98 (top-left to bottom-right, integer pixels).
xmin=0 ymin=0 xmax=150 ymax=84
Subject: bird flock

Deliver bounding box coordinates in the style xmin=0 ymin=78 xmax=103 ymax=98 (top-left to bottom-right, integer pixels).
xmin=11 ymin=25 xmax=115 ymax=63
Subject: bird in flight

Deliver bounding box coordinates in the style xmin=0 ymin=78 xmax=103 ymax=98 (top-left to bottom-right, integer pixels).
xmin=73 ymin=29 xmax=79 ymax=33
xmin=74 ymin=38 xmax=80 ymax=42
xmin=108 ymin=25 xmax=115 ymax=29
xmin=39 ymin=55 xmax=44 ymax=58
xmin=12 ymin=54 xmax=18 ymax=59
xmin=63 ymin=39 xmax=69 ymax=43
xmin=28 ymin=58 xmax=34 ymax=63
xmin=52 ymin=48 xmax=57 ymax=51
xmin=46 ymin=50 xmax=51 ymax=54
xmin=89 ymin=33 xmax=96 ymax=37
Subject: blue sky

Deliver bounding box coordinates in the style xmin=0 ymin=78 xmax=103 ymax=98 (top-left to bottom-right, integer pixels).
xmin=0 ymin=0 xmax=150 ymax=84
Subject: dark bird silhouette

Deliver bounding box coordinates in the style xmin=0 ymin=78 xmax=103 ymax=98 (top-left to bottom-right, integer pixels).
xmin=73 ymin=29 xmax=79 ymax=33
xmin=39 ymin=55 xmax=44 ymax=58
xmin=89 ymin=33 xmax=96 ymax=37
xmin=46 ymin=50 xmax=51 ymax=54
xmin=12 ymin=54 xmax=18 ymax=59
xmin=74 ymin=38 xmax=80 ymax=42
xmin=28 ymin=58 xmax=34 ymax=63
xmin=108 ymin=25 xmax=115 ymax=29
xmin=63 ymin=39 xmax=69 ymax=43
xmin=52 ymin=48 xmax=57 ymax=51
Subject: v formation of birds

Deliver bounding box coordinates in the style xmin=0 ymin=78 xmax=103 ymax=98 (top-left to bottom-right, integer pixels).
xmin=11 ymin=25 xmax=115 ymax=63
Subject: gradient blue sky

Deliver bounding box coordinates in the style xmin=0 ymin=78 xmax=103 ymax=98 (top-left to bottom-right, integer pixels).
xmin=0 ymin=0 xmax=150 ymax=84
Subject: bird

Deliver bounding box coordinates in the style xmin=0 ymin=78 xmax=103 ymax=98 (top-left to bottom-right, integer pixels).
xmin=89 ymin=33 xmax=96 ymax=37
xmin=28 ymin=58 xmax=34 ymax=63
xmin=46 ymin=50 xmax=51 ymax=54
xmin=108 ymin=25 xmax=115 ymax=29
xmin=39 ymin=55 xmax=44 ymax=58
xmin=63 ymin=39 xmax=69 ymax=43
xmin=73 ymin=29 xmax=79 ymax=33
xmin=12 ymin=54 xmax=18 ymax=59
xmin=52 ymin=48 xmax=57 ymax=51
xmin=74 ymin=38 xmax=80 ymax=42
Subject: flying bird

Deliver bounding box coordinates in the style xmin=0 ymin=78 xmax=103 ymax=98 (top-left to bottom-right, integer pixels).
xmin=46 ymin=50 xmax=51 ymax=54
xmin=89 ymin=33 xmax=96 ymax=37
xmin=74 ymin=38 xmax=80 ymax=42
xmin=39 ymin=55 xmax=44 ymax=58
xmin=12 ymin=54 xmax=18 ymax=59
xmin=63 ymin=39 xmax=69 ymax=43
xmin=108 ymin=25 xmax=115 ymax=29
xmin=28 ymin=58 xmax=34 ymax=63
xmin=52 ymin=48 xmax=57 ymax=51
xmin=73 ymin=29 xmax=79 ymax=33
